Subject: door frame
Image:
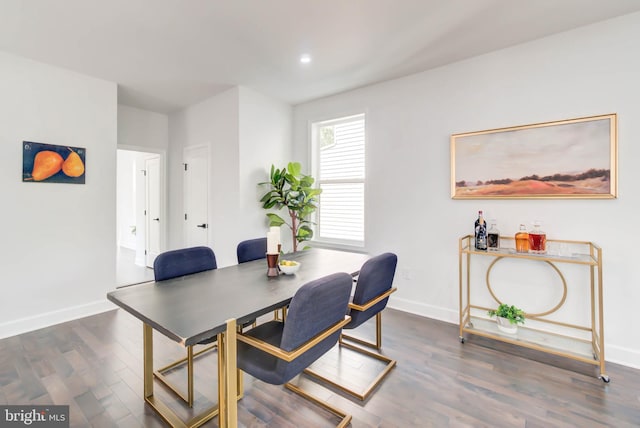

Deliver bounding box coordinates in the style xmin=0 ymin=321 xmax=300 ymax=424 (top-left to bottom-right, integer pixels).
xmin=183 ymin=144 xmax=210 ymax=247
xmin=118 ymin=145 xmax=167 ymax=264
xmin=144 ymin=155 xmax=161 ymax=267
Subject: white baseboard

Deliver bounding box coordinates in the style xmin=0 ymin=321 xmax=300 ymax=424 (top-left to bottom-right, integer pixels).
xmin=389 ymin=297 xmax=640 ymax=370
xmin=0 ymin=300 xmax=117 ymax=340
xmin=120 ymin=242 xmax=136 ymax=251
xmin=606 ymin=344 xmax=640 ymax=370
xmin=389 ymin=297 xmax=458 ymax=325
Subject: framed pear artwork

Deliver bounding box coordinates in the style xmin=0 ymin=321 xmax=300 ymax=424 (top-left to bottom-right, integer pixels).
xmin=22 ymin=141 xmax=86 ymax=184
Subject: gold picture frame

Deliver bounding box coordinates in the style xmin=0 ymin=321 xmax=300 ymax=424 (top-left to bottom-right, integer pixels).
xmin=451 ymin=114 xmax=617 ymax=199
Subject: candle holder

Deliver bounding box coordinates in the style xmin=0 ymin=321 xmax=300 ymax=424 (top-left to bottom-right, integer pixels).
xmin=266 ymin=253 xmax=280 ymax=277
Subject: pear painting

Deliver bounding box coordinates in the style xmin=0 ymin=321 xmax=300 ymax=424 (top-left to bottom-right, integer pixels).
xmin=30 ymin=150 xmax=64 ymax=181
xmin=62 ymin=148 xmax=85 ymax=177
xmin=23 ymin=141 xmax=86 ymax=184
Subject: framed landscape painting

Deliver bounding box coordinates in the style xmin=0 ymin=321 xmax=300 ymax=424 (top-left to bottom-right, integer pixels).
xmin=451 ymin=114 xmax=617 ymax=199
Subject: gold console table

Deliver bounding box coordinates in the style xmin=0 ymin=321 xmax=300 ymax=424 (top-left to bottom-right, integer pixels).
xmin=458 ymin=235 xmax=608 ymax=382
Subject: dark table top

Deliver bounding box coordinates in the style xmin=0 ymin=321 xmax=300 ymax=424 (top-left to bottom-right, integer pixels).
xmin=107 ymin=248 xmax=369 ymax=346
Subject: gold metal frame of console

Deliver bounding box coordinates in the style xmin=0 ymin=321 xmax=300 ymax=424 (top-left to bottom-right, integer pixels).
xmin=458 ymin=235 xmax=608 ymax=382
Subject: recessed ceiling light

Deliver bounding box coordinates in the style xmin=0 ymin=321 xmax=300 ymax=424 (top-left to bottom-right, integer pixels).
xmin=300 ymin=54 xmax=312 ymax=64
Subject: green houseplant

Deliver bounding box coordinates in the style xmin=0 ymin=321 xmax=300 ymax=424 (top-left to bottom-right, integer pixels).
xmin=488 ymin=303 xmax=525 ymax=334
xmin=259 ymin=162 xmax=322 ymax=252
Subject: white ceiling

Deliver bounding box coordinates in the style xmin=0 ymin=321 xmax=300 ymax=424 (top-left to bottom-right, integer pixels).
xmin=2 ymin=0 xmax=640 ymax=114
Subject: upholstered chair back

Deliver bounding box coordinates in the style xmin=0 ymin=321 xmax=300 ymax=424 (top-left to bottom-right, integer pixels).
xmin=237 ymin=272 xmax=352 ymax=385
xmin=347 ymin=252 xmax=398 ymax=329
xmin=153 ymin=246 xmax=217 ymax=281
xmin=236 ymin=237 xmax=267 ymax=264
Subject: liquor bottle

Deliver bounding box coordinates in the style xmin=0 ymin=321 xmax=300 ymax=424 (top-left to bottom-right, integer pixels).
xmin=474 ymin=210 xmax=487 ymax=251
xmin=487 ymin=220 xmax=500 ymax=251
xmin=528 ymin=221 xmax=547 ymax=254
xmin=515 ymin=224 xmax=529 ymax=253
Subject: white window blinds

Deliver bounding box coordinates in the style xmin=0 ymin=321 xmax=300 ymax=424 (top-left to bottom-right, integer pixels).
xmin=314 ymin=114 xmax=365 ymax=245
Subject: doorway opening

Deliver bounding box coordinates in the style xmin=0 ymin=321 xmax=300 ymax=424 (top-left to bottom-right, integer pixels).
xmin=116 ymin=148 xmax=166 ymax=287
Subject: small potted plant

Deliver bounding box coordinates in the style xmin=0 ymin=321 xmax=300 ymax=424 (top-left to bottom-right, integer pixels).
xmin=488 ymin=303 xmax=525 ymax=334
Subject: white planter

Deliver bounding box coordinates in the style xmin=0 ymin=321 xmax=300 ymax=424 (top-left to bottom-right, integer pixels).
xmin=496 ymin=317 xmax=518 ymax=334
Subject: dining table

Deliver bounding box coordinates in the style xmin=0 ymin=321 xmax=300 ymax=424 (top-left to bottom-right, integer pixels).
xmin=106 ymin=247 xmax=369 ymax=428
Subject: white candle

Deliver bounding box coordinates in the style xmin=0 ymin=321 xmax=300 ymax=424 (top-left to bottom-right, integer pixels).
xmin=267 ymin=232 xmax=278 ymax=254
xmin=269 ymin=226 xmax=281 ymax=245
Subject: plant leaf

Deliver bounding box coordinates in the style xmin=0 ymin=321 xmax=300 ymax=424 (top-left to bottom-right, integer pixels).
xmin=287 ymin=162 xmax=301 ymax=177
xmin=266 ymin=213 xmax=286 ymax=227
xmin=297 ymin=225 xmax=313 ymax=241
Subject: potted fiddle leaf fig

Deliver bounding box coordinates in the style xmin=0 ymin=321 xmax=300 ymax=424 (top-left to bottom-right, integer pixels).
xmin=488 ymin=303 xmax=525 ymax=334
xmin=259 ymin=162 xmax=322 ymax=252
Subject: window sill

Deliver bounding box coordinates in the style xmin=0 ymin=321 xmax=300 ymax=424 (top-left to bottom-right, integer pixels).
xmin=309 ymin=240 xmax=366 ymax=254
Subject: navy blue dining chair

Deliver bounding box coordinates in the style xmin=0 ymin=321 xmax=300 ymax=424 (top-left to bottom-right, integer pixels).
xmin=236 ymin=237 xmax=267 ymax=264
xmin=152 ymin=246 xmax=218 ymax=407
xmin=237 ymin=237 xmax=285 ymax=323
xmin=236 ymin=272 xmax=354 ymax=427
xmin=154 ymin=245 xmax=217 ymax=280
xmin=304 ymin=252 xmax=398 ymax=400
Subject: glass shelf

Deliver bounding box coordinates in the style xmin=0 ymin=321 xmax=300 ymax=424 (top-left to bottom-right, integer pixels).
xmin=459 ymin=235 xmax=599 ymax=265
xmin=462 ymin=316 xmax=598 ymax=365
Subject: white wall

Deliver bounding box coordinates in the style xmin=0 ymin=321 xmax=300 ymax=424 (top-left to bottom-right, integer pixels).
xmin=168 ymin=88 xmax=240 ymax=265
xmin=0 ymin=51 xmax=117 ymax=338
xmin=293 ymin=12 xmax=640 ymax=368
xmin=168 ymin=87 xmax=292 ymax=266
xmin=118 ymin=105 xmax=169 ymax=150
xmin=238 ymin=87 xmax=292 ymax=250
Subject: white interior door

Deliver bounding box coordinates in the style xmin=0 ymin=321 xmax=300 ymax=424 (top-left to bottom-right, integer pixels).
xmin=145 ymin=155 xmax=161 ymax=267
xmin=184 ymin=146 xmax=209 ymax=247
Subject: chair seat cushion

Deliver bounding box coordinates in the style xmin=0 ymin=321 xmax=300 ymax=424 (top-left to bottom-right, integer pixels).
xmin=237 ymin=321 xmax=285 ymax=385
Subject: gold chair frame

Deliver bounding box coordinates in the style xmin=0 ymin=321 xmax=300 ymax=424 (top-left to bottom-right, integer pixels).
xmin=304 ymin=287 xmax=397 ymax=401
xmin=237 ymin=315 xmax=353 ymax=428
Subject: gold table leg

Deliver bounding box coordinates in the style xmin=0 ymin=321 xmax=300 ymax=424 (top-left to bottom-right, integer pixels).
xmin=143 ymin=323 xmax=154 ymax=399
xmin=218 ymin=319 xmax=238 ymax=428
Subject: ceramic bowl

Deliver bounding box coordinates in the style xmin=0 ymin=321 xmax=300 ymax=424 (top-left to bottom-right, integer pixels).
xmin=279 ymin=260 xmax=300 ymax=275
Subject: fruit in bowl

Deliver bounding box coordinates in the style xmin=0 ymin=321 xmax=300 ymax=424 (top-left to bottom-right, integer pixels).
xmin=279 ymin=260 xmax=300 ymax=275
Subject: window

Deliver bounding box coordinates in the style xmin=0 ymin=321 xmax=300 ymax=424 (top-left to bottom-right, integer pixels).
xmin=312 ymin=114 xmax=365 ymax=246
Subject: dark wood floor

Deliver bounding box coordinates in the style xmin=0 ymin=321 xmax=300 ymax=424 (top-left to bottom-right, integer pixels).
xmin=1 ymin=307 xmax=638 ymax=427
